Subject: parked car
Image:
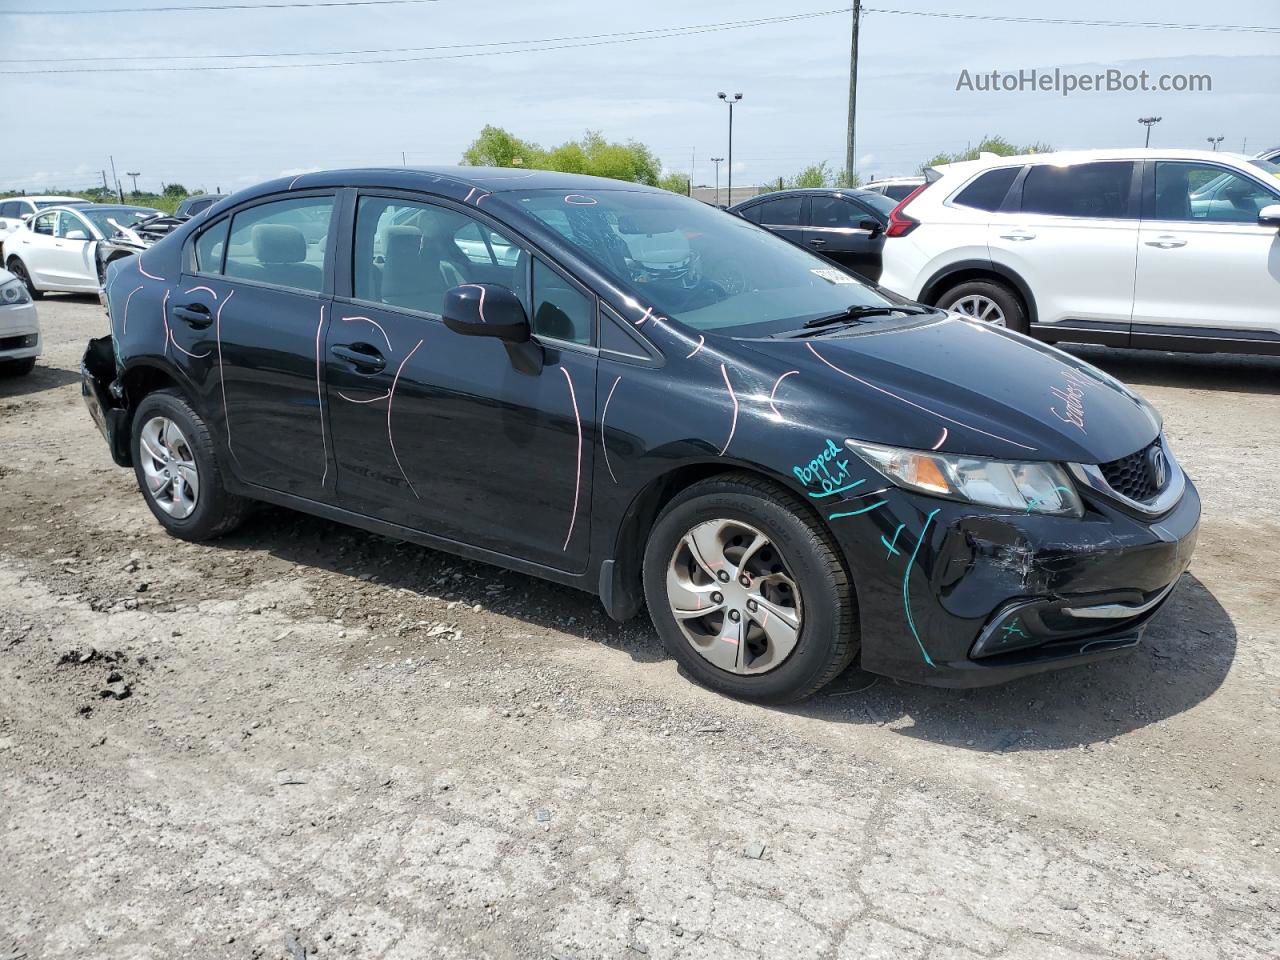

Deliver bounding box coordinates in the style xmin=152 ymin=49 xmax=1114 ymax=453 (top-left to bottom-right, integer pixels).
xmin=0 ymin=266 xmax=40 ymax=377
xmin=862 ymin=176 xmax=925 ymax=202
xmin=1256 ymin=146 xmax=1280 ymax=165
xmin=174 ymin=193 xmax=226 ymax=219
xmin=4 ymin=204 xmax=161 ymax=297
xmin=82 ymin=167 xmax=1199 ymax=702
xmin=879 ymin=148 xmax=1280 ymax=354
xmin=728 ymin=188 xmax=895 ymax=281
xmin=0 ymin=195 xmax=88 ymax=258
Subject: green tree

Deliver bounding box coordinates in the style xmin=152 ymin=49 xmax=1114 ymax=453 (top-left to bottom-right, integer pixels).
xmin=777 ymin=161 xmax=863 ymax=190
xmin=459 ymin=126 xmax=664 ymax=185
xmin=923 ymin=135 xmax=1052 ymax=171
xmin=657 ymin=172 xmax=689 ymax=194
xmin=163 ymin=183 xmax=189 ymax=198
xmin=461 ymin=125 xmax=545 ymax=168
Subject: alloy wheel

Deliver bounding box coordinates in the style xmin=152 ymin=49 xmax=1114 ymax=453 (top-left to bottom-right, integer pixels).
xmin=665 ymin=518 xmax=804 ymax=675
xmin=948 ymin=294 xmax=1006 ymax=326
xmin=138 ymin=416 xmax=200 ymax=519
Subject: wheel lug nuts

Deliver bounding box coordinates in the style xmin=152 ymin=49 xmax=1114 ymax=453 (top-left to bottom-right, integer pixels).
xmin=739 ymin=575 xmax=750 ymax=587
xmin=711 ymin=592 xmax=723 ymax=604
xmin=746 ymin=599 xmax=757 ymax=612
xmin=717 ymin=570 xmax=730 ymax=582
xmin=728 ymin=610 xmax=741 ymax=622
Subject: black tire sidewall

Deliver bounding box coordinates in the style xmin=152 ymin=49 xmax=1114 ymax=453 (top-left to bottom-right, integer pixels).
xmin=643 ymin=483 xmax=850 ymax=704
xmin=7 ymin=259 xmax=42 ymax=299
xmin=938 ymin=280 xmax=1027 ymax=334
xmin=1 ymin=357 xmax=36 ymax=377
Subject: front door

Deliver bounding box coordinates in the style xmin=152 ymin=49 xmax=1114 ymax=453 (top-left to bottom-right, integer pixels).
xmin=802 ymin=193 xmax=884 ymax=281
xmin=177 ymin=192 xmax=339 ymax=499
xmin=1132 ymin=160 xmax=1280 ymax=334
xmin=325 ymin=194 xmax=597 ymax=572
xmin=50 ymin=210 xmax=98 ymax=290
xmin=20 ymin=211 xmax=60 ymax=287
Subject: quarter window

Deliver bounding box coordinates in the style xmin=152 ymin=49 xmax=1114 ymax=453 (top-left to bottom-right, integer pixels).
xmin=0 ymin=202 xmax=20 ymax=218
xmin=953 ymin=167 xmax=1020 ymax=212
xmin=225 ymin=196 xmax=334 ymax=292
xmin=194 ymin=218 xmax=230 ymax=274
xmin=353 ymin=197 xmax=526 ymax=316
xmin=532 ymin=259 xmax=593 ymax=345
xmin=1020 ymin=161 xmax=1134 ymax=218
xmin=1155 ymin=162 xmax=1280 ymax=223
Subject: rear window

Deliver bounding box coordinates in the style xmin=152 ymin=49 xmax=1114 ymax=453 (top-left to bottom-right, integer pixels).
xmin=952 ymin=167 xmax=1020 ymax=211
xmin=1020 ymin=161 xmax=1134 ymax=218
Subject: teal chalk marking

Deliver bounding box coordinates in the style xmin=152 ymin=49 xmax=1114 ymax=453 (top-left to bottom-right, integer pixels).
xmin=808 ymin=479 xmax=866 ymax=499
xmin=1025 ymin=485 xmax=1072 ymax=513
xmin=829 ymin=500 xmax=886 ymax=520
xmin=903 ymin=508 xmax=941 ymax=668
xmin=1001 ymin=619 xmax=1028 ymax=639
xmin=881 ymin=522 xmax=906 ymax=557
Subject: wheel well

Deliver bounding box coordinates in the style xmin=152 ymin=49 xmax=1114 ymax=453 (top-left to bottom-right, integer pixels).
xmin=920 ymin=266 xmax=1035 ymax=324
xmin=120 ymin=365 xmax=180 ymax=405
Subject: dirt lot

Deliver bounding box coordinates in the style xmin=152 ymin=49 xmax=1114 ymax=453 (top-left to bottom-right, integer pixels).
xmin=1 ymin=295 xmax=1277 ymax=960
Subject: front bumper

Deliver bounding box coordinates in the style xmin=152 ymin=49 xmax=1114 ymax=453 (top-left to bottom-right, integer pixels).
xmin=828 ymin=476 xmax=1201 ymax=687
xmin=0 ymin=302 xmax=41 ymax=361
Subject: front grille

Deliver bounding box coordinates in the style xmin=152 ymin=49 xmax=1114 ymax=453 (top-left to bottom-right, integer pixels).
xmin=1098 ymin=439 xmax=1164 ymax=503
xmin=0 ymin=333 xmax=37 ymax=351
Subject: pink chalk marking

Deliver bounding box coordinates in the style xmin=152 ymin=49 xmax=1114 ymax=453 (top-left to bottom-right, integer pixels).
xmin=160 ymin=289 xmax=171 ymax=357
xmin=168 ymin=325 xmax=211 ymax=359
xmin=287 ymin=174 xmax=304 ymax=190
xmin=136 ymin=254 xmax=162 ymax=282
xmin=564 ymin=194 xmax=597 ymax=205
xmin=337 ymin=390 xmax=391 ymax=404
xmin=931 ymin=427 xmax=948 ymax=450
xmin=184 ymin=285 xmax=218 ymax=300
xmin=560 ymin=366 xmax=583 ymax=552
xmin=721 ymin=635 xmax=739 ymax=645
xmin=315 ymin=303 xmax=330 ymax=486
xmin=341 ymin=314 xmax=392 ymax=352
xmin=121 ymin=284 xmax=143 ymax=336
xmin=388 ymin=339 xmax=424 ymax=500
xmin=718 ymin=363 xmax=738 ymax=457
xmin=684 ymin=335 xmax=705 ymax=359
xmin=635 ymin=306 xmax=653 ymax=326
xmin=464 ymin=187 xmax=477 ymax=203
xmin=805 ymin=343 xmax=1036 ymax=452
xmin=215 ymin=290 xmax=236 ymax=458
xmin=458 ymin=284 xmax=488 ymax=322
xmin=768 ymin=369 xmax=799 ymax=420
xmin=601 ymin=375 xmax=622 ymax=485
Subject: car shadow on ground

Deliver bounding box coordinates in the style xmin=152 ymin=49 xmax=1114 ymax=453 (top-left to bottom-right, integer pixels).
xmin=0 ymin=362 xmax=80 ymax=397
xmin=1064 ymin=345 xmax=1280 ymax=396
xmin=216 ymin=507 xmax=1233 ymax=754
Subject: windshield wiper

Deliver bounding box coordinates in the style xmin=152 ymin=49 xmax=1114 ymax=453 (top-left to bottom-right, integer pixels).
xmin=773 ymin=303 xmax=934 ymax=338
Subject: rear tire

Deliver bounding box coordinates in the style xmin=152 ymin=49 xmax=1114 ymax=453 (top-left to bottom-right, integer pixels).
xmin=642 ymin=473 xmax=858 ymax=704
xmin=0 ymin=357 xmax=36 ymax=377
xmin=130 ymin=389 xmax=248 ymax=541
xmin=935 ymin=279 xmax=1027 ymax=334
xmin=6 ymin=258 xmax=42 ymax=300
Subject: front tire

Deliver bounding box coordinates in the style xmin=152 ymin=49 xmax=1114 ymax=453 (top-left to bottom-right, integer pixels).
xmin=0 ymin=357 xmax=36 ymax=377
xmin=935 ymin=279 xmax=1027 ymax=333
xmin=130 ymin=389 xmax=248 ymax=541
xmin=642 ymin=473 xmax=858 ymax=704
xmin=6 ymin=258 xmax=42 ymax=300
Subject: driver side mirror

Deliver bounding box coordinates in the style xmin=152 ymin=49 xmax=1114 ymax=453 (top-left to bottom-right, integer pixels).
xmin=1258 ymin=204 xmax=1280 ymax=230
xmin=65 ymin=229 xmax=90 ymax=241
xmin=859 ymin=218 xmax=883 ymax=236
xmin=442 ymin=283 xmax=543 ymax=375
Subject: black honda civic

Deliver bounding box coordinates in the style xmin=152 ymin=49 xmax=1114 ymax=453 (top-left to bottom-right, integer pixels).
xmin=81 ymin=167 xmax=1200 ymax=703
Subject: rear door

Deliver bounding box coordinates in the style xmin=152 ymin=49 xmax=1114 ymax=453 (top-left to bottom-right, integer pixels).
xmin=325 ymin=193 xmax=597 ymax=572
xmin=1132 ymin=160 xmax=1280 ymax=335
xmin=739 ymin=195 xmax=807 ymax=247
xmin=176 ymin=191 xmax=339 ymax=500
xmin=802 ymin=193 xmax=884 ymax=281
xmin=987 ymin=160 xmax=1140 ymax=331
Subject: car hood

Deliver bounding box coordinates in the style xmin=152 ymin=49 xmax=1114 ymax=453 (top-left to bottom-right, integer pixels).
xmin=740 ymin=314 xmax=1160 ymax=465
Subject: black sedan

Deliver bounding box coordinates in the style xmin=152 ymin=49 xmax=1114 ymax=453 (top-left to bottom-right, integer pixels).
xmin=728 ymin=188 xmax=897 ymax=282
xmin=82 ymin=167 xmax=1199 ymax=702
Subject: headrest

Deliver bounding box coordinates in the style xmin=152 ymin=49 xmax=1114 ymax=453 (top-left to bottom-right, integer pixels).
xmin=384 ymin=225 xmax=423 ymax=261
xmin=252 ymin=223 xmax=307 ymax=264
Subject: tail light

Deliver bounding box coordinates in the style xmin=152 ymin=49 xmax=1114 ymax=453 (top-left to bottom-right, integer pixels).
xmin=885 ymin=184 xmax=929 ymax=238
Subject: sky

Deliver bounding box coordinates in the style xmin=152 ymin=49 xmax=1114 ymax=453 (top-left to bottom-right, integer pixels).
xmin=1 ymin=0 xmax=1277 ymax=196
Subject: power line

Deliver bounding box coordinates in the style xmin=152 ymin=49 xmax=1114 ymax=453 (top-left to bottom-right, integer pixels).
xmin=864 ymin=7 xmax=1280 ymax=34
xmin=4 ymin=0 xmax=439 ymax=15
xmin=0 ymin=8 xmax=848 ymax=74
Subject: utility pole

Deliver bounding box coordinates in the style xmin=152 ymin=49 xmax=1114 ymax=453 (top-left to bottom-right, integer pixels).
xmin=401 ymin=151 xmax=406 ymax=166
xmin=1137 ymin=116 xmax=1161 ymax=148
xmin=126 ymin=171 xmax=140 ymax=195
xmin=689 ymin=147 xmax=695 ymax=197
xmin=1206 ymin=136 xmax=1224 ymax=151
xmin=109 ymin=155 xmax=123 ymax=202
xmin=844 ymin=0 xmax=862 ymax=187
xmin=718 ymin=92 xmax=742 ymax=205
xmin=100 ymin=170 xmax=109 ymax=195
xmin=711 ymin=157 xmax=724 ymax=206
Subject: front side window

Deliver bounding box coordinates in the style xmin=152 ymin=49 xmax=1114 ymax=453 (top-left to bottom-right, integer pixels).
xmin=194 ymin=218 xmax=229 ymax=274
xmin=31 ymin=212 xmax=54 ymax=236
xmin=532 ymin=259 xmax=593 ymax=345
xmin=225 ymin=196 xmax=334 ymax=292
xmin=505 ymin=188 xmax=902 ymax=337
xmin=1162 ymin=162 xmax=1280 ymax=223
xmin=353 ymin=197 xmax=525 ymax=315
xmin=1021 ymin=161 xmax=1134 ymax=218
xmin=953 ymin=167 xmax=1020 ymax=212
xmin=56 ymin=212 xmax=91 ymax=239
xmin=808 ymin=196 xmax=861 ymax=229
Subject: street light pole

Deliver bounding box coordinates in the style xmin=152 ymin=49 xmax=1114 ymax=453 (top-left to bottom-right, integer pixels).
xmin=1138 ymin=116 xmax=1162 ymax=148
xmin=710 ymin=157 xmax=724 ymax=206
xmin=1206 ymin=136 xmax=1224 ymax=151
xmin=126 ymin=171 xmax=140 ymax=195
xmin=718 ymin=92 xmax=742 ymax=205
xmin=845 ymin=0 xmax=862 ymax=187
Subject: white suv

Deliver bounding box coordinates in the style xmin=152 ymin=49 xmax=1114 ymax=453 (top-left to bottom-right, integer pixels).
xmin=878 ymin=148 xmax=1280 ymax=354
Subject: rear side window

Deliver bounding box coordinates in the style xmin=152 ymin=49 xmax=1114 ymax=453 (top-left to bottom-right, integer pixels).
xmin=953 ymin=168 xmax=1019 ymax=211
xmin=751 ymin=196 xmax=803 ymax=227
xmin=225 ymin=196 xmax=333 ymax=292
xmin=1020 ymin=161 xmax=1134 ymax=219
xmin=532 ymin=259 xmax=593 ymax=345
xmin=194 ymin=218 xmax=229 ymax=274
xmin=0 ymin=202 xmax=20 ymax=218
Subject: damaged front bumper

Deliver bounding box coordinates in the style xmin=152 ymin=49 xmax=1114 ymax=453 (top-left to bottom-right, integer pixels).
xmin=831 ymin=477 xmax=1201 ymax=687
xmin=81 ymin=335 xmax=131 ymax=467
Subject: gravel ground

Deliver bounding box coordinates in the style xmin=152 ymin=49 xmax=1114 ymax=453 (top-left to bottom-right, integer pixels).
xmin=1 ymin=295 xmax=1277 ymax=960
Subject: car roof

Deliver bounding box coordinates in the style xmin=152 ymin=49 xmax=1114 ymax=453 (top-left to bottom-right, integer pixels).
xmin=726 ymin=187 xmax=883 ymax=209
xmin=257 ymin=166 xmax=669 ymax=197
xmin=867 ymin=176 xmax=924 ymax=184
xmin=930 ymin=147 xmax=1266 ymax=176
xmin=65 ymin=203 xmax=159 ymax=211
xmin=14 ymin=195 xmax=84 ymax=203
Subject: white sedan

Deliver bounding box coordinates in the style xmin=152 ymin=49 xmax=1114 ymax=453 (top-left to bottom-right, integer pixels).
xmin=0 ymin=266 xmax=40 ymax=377
xmin=0 ymin=195 xmax=88 ymax=257
xmin=3 ymin=203 xmax=159 ymax=296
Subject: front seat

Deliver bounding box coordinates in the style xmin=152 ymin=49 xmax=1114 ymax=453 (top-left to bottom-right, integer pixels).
xmin=251 ymin=224 xmax=322 ymax=290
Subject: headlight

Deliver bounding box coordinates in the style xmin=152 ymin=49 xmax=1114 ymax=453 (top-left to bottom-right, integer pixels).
xmin=845 ymin=439 xmax=1083 ymax=518
xmin=0 ymin=278 xmax=31 ymax=306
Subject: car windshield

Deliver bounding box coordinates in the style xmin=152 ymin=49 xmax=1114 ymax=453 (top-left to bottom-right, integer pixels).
xmin=82 ymin=207 xmax=160 ymax=235
xmin=504 ymin=188 xmax=900 ymax=336
xmin=35 ymin=199 xmax=89 ymax=209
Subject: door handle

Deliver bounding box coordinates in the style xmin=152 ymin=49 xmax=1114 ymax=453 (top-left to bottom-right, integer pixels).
xmin=999 ymin=232 xmax=1036 ymax=241
xmin=808 ymin=238 xmax=827 ymax=246
xmin=172 ymin=303 xmax=213 ymax=328
xmin=1144 ymin=236 xmax=1187 ymax=249
xmin=331 ymin=342 xmax=386 ymax=373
